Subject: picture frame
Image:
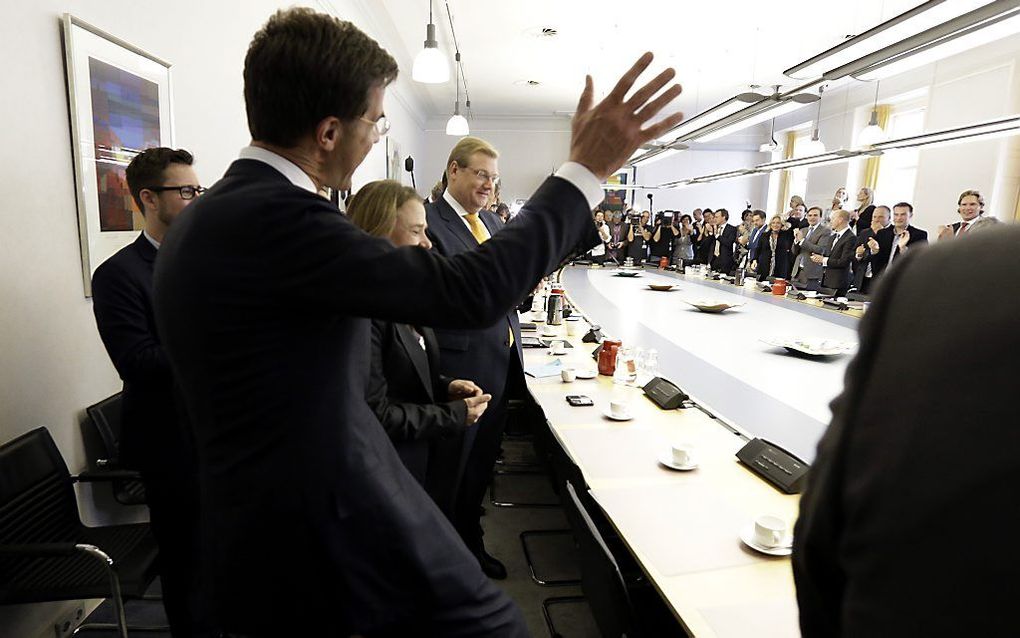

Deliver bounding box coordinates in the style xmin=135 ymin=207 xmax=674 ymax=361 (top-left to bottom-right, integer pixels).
xmin=62 ymin=14 xmax=174 ymax=296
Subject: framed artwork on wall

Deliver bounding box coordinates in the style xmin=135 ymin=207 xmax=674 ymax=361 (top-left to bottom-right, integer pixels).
xmin=62 ymin=14 xmax=174 ymax=296
xmin=601 ymin=167 xmax=635 ymax=213
xmin=386 ymin=137 xmax=403 ymax=184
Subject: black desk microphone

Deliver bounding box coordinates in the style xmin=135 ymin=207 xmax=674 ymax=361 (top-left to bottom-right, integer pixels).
xmin=404 ymin=156 xmax=416 ymax=189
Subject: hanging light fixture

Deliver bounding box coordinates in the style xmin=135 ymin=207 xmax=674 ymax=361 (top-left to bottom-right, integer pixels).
xmin=759 ymin=117 xmax=783 ymax=153
xmin=446 ymin=52 xmax=469 ymax=136
xmin=412 ymin=0 xmax=449 ymax=84
xmin=857 ymin=81 xmax=887 ymax=147
xmin=799 ymin=86 xmax=827 ymax=156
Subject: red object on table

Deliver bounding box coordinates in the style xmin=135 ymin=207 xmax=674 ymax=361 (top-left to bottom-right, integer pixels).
xmin=659 ymin=256 xmax=668 ymax=270
xmin=598 ymin=340 xmax=622 ymax=376
xmin=772 ymin=278 xmax=787 ymax=296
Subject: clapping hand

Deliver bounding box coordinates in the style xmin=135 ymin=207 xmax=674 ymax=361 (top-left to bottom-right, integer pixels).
xmin=810 ymin=253 xmax=824 ymax=264
xmin=867 ymin=237 xmax=880 ymax=253
xmin=937 ymin=225 xmax=954 ymax=240
xmin=897 ymin=231 xmax=910 ymax=250
xmin=855 ymin=244 xmax=866 ymax=260
xmin=448 ymin=379 xmax=483 ymax=399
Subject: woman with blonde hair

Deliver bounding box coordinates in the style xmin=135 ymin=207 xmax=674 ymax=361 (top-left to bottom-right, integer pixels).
xmin=751 ymin=214 xmax=795 ymax=281
xmin=347 ymin=180 xmax=490 ymax=504
xmin=853 ymin=186 xmax=876 ymax=232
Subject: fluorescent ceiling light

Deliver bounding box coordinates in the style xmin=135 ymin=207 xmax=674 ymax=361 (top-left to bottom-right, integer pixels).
xmin=654 ymin=93 xmax=765 ymax=143
xmin=689 ymin=169 xmax=759 ymax=183
xmin=756 ymin=149 xmax=860 ymax=172
xmin=784 ymin=0 xmax=992 ymax=80
xmin=869 ymin=114 xmax=1020 ymax=150
xmin=629 ymin=147 xmax=681 ymax=166
xmin=852 ymin=7 xmax=1020 ymax=80
xmin=694 ymin=99 xmax=809 ymax=143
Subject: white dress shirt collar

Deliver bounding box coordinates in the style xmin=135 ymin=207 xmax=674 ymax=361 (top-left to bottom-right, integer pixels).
xmin=443 ymin=189 xmax=479 ymax=219
xmin=238 ymin=145 xmax=318 ymax=194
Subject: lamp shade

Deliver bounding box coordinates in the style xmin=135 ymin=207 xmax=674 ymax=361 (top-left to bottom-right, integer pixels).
xmin=857 ymin=124 xmax=887 ymax=147
xmin=446 ymin=113 xmax=469 ymax=136
xmin=413 ymin=46 xmax=449 ymax=83
xmin=799 ymin=136 xmax=826 ymax=156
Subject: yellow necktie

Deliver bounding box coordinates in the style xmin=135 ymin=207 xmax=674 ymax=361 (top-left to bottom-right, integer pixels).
xmin=465 ymin=213 xmax=512 ymax=347
xmin=465 ymin=212 xmax=490 ymax=244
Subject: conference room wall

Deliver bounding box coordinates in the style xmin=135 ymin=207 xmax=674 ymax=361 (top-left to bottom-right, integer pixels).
xmin=631 ymin=148 xmax=771 ymax=215
xmin=0 ymin=2 xmax=428 ymax=635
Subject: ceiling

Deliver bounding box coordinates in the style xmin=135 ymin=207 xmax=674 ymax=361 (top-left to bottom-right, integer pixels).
xmin=369 ymin=0 xmax=923 ymax=123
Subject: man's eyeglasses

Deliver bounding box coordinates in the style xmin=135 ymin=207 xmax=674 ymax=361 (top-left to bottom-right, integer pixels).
xmin=359 ymin=114 xmax=391 ymax=137
xmin=463 ymin=167 xmax=500 ymax=185
xmin=146 ymin=185 xmax=206 ymax=200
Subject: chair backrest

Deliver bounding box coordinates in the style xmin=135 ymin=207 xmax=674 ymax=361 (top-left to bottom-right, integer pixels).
xmin=564 ymin=480 xmax=637 ymax=638
xmin=0 ymin=427 xmax=81 ymax=545
xmin=86 ymin=392 xmax=123 ymax=461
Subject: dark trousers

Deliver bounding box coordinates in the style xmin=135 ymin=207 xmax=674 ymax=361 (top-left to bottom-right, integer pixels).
xmin=143 ymin=471 xmax=215 ymax=637
xmin=451 ymin=355 xmax=526 ymax=553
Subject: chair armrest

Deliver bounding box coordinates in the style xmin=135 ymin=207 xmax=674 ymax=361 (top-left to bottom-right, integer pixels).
xmin=75 ymin=469 xmax=143 ymax=483
xmin=0 ymin=542 xmax=81 ymax=557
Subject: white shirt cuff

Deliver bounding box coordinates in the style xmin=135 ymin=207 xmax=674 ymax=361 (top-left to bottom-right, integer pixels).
xmin=555 ymin=162 xmax=604 ymax=210
xmin=822 ymin=257 xmax=829 ymax=266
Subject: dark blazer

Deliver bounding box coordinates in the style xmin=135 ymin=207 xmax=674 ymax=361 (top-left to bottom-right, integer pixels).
xmin=91 ymin=233 xmax=188 ymax=475
xmin=870 ymin=224 xmax=928 ymax=281
xmin=852 ymin=204 xmax=876 ymax=233
xmin=153 ymin=159 xmax=597 ymax=635
xmin=820 ymin=228 xmax=856 ymax=294
xmin=711 ymin=223 xmax=738 ymax=273
xmin=793 ymin=226 xmax=1020 ymax=637
xmin=746 ymin=224 xmax=767 ymax=265
xmin=753 ymin=228 xmax=794 ymax=281
xmin=366 ymin=321 xmax=466 ymax=486
xmin=851 ymin=226 xmax=880 ymax=292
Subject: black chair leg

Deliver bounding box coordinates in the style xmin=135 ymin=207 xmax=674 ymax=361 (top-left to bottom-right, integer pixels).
xmin=520 ymin=529 xmax=581 ymax=586
xmin=489 ymin=469 xmax=560 ymax=508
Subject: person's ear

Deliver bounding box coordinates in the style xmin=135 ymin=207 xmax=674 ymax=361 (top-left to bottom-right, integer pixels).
xmin=316 ymin=116 xmax=343 ymax=152
xmin=138 ymin=189 xmax=157 ymax=215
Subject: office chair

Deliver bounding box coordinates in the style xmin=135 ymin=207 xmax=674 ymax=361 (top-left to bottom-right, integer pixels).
xmin=85 ymin=393 xmax=146 ymax=506
xmin=0 ymin=427 xmax=163 ymax=638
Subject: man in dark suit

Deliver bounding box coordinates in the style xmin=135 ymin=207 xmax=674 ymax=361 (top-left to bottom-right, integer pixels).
xmin=866 ymin=201 xmax=928 ymax=283
xmin=809 ymin=209 xmax=855 ymax=295
xmin=91 ymin=147 xmax=210 ymax=636
xmin=710 ymin=209 xmax=738 ymax=273
xmin=793 ymin=225 xmax=1020 ymax=637
xmin=744 ymin=210 xmax=767 ymax=269
xmin=850 ymin=205 xmax=889 ymax=294
xmin=153 ymin=8 xmax=684 ymax=636
xmin=425 ymin=136 xmax=528 ymax=579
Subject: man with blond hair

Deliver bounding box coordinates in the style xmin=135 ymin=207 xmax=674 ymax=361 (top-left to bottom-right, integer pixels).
xmin=425 ymin=136 xmax=520 ymax=579
xmin=937 ymin=189 xmax=1000 ymax=240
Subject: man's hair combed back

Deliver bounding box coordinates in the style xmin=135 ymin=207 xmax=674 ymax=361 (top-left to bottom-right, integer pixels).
xmin=125 ymin=147 xmax=193 ymax=212
xmin=347 ymin=180 xmax=422 ymax=238
xmin=752 ymin=209 xmax=767 ymax=220
xmin=244 ymin=8 xmax=399 ymax=147
xmin=894 ymin=201 xmax=914 ymax=214
xmin=958 ymin=189 xmax=985 ymax=209
xmin=446 ymin=136 xmax=499 ymax=173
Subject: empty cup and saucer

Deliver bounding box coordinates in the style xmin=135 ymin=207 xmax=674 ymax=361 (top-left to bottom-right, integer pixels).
xmin=574 ymin=367 xmax=597 ymax=379
xmin=658 ymin=442 xmax=698 ymax=471
xmin=603 ymin=400 xmax=633 ymax=421
xmin=739 ymin=514 xmax=794 ymax=556
xmin=548 ymin=340 xmax=568 ymax=356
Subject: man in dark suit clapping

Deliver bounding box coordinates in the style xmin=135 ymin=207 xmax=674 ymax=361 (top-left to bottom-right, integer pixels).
xmin=851 ymin=205 xmax=890 ymax=293
xmin=809 ymin=209 xmax=855 ymax=296
xmin=152 ymin=8 xmax=685 ymax=636
xmin=866 ymin=202 xmax=928 ymax=284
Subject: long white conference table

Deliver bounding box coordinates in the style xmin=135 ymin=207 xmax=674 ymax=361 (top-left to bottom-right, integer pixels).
xmin=520 ymin=265 xmax=864 ymax=638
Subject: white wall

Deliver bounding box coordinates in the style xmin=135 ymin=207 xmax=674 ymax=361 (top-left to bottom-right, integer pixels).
xmin=419 ymin=116 xmax=572 ymax=203
xmin=0 ymin=2 xmax=426 ymax=634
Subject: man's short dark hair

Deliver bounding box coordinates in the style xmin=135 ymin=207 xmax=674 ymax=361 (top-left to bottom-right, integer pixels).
xmin=243 ymin=8 xmax=399 ymax=147
xmin=893 ymin=202 xmax=914 ymax=214
xmin=717 ymin=208 xmax=729 ymax=220
xmin=751 ymin=210 xmax=766 ymax=221
xmin=807 ymin=206 xmax=823 ymax=215
xmin=125 ymin=147 xmax=193 ymax=212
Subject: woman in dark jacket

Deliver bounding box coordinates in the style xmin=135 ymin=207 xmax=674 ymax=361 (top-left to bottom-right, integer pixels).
xmin=752 ymin=214 xmax=795 ymax=281
xmin=347 ymin=180 xmax=490 ymax=496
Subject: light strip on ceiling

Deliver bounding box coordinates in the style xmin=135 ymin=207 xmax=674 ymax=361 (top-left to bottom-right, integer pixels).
xmin=822 ymin=0 xmax=1020 ymax=80
xmin=694 ymin=99 xmax=811 ymax=143
xmin=688 ymin=168 xmax=759 ymax=183
xmin=852 ymin=7 xmax=1020 ymax=80
xmin=784 ymin=0 xmax=992 ymax=80
xmin=867 ymin=114 xmax=1020 ymax=150
xmin=629 ymin=147 xmax=682 ymax=167
xmin=653 ymin=93 xmax=766 ymax=143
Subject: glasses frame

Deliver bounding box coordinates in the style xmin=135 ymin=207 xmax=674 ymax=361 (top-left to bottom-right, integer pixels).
xmin=359 ymin=114 xmax=391 ymax=137
xmin=460 ymin=165 xmax=501 ymax=185
xmin=145 ymin=185 xmax=206 ymax=200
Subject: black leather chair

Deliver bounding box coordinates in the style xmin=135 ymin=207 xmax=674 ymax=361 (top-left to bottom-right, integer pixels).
xmin=85 ymin=393 xmax=147 ymax=506
xmin=0 ymin=427 xmax=162 ymax=638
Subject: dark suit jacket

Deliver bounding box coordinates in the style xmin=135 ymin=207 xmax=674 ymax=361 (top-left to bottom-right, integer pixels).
xmin=753 ymin=229 xmax=794 ymax=281
xmin=852 ymin=204 xmax=876 ymax=233
xmin=821 ymin=228 xmax=856 ymax=293
xmin=851 ymin=227 xmax=879 ymax=291
xmin=711 ymin=223 xmax=738 ymax=273
xmin=793 ymin=226 xmax=1020 ymax=637
xmin=870 ymin=225 xmax=928 ymax=281
xmin=746 ymin=224 xmax=766 ymax=264
xmin=153 ymin=159 xmax=598 ymax=635
xmin=366 ymin=321 xmax=466 ymax=486
xmin=91 ymin=233 xmax=189 ymax=476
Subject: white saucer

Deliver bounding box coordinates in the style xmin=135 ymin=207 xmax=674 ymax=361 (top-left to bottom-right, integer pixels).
xmin=541 ymin=332 xmax=559 ymax=338
xmin=657 ymin=453 xmax=698 ymax=471
xmin=547 ymin=350 xmax=569 ymax=356
xmin=575 ymin=369 xmax=597 ymax=379
xmin=602 ymin=408 xmax=634 ymax=421
xmin=739 ymin=525 xmax=793 ymax=556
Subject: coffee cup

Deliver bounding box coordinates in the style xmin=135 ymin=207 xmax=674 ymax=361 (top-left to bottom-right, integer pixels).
xmin=551 ymin=341 xmax=567 ymax=355
xmin=560 ymin=367 xmax=576 ymax=383
xmin=753 ymin=515 xmax=788 ymax=548
xmin=609 ymin=400 xmax=630 ymax=418
xmin=566 ymin=322 xmax=578 ymax=336
xmin=671 ymin=443 xmax=694 ymax=466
